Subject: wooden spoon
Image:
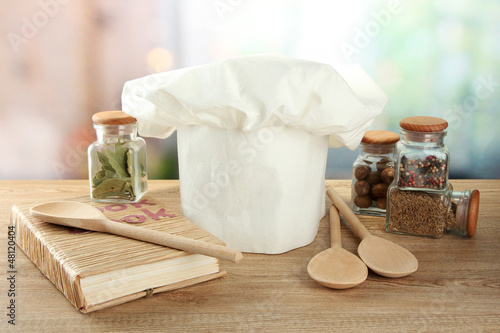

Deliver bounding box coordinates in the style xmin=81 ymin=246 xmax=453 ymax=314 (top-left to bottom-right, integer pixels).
xmin=30 ymin=201 xmax=243 ymax=263
xmin=326 ymin=188 xmax=418 ymax=278
xmin=307 ymin=205 xmax=368 ymax=289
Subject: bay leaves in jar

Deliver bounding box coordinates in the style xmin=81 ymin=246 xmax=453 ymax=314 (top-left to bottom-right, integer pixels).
xmin=127 ymin=148 xmax=134 ymax=180
xmin=96 ymin=151 xmax=115 ymax=172
xmin=92 ymin=169 xmax=116 ymax=188
xmin=91 ymin=139 xmax=137 ymax=199
xmin=92 ymin=178 xmax=129 ymax=199
xmin=106 ymin=142 xmax=129 ymax=178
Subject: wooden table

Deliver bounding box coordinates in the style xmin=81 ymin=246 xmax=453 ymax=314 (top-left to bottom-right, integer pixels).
xmin=1 ymin=180 xmax=499 ymax=332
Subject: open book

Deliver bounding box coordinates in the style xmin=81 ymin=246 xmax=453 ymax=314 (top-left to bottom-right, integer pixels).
xmin=10 ymin=196 xmax=226 ymax=313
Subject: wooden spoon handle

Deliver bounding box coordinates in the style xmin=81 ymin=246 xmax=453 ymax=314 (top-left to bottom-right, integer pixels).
xmin=327 ymin=188 xmax=371 ymax=240
xmin=329 ymin=205 xmax=342 ymax=248
xmin=103 ymin=220 xmax=243 ymax=263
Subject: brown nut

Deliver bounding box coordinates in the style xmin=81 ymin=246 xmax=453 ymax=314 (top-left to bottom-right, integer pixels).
xmin=354 ymin=180 xmax=370 ymax=196
xmin=380 ymin=167 xmax=395 ymax=184
xmin=377 ymin=198 xmax=387 ymax=209
xmin=366 ymin=171 xmax=381 ymax=185
xmin=354 ymin=165 xmax=370 ymax=180
xmin=376 ymin=158 xmax=390 ymax=171
xmin=371 ymin=183 xmax=389 ymax=198
xmin=354 ymin=195 xmax=372 ymax=208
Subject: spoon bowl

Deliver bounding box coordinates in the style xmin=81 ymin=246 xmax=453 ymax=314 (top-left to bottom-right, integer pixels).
xmin=31 ymin=201 xmax=109 ymax=230
xmin=327 ymin=188 xmax=418 ymax=278
xmin=308 ymin=205 xmax=368 ymax=289
xmin=358 ymin=235 xmax=418 ymax=278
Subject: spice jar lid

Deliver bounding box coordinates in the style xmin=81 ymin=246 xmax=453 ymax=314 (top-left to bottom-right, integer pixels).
xmin=467 ymin=189 xmax=480 ymax=237
xmin=92 ymin=111 xmax=137 ymax=125
xmin=361 ymin=130 xmax=400 ymax=144
xmin=400 ymin=116 xmax=448 ymax=132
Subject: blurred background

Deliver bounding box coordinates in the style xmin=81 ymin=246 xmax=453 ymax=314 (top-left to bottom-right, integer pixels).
xmin=1 ymin=0 xmax=499 ymax=180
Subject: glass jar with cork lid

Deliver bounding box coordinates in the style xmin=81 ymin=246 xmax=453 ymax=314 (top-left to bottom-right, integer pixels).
xmin=351 ymin=130 xmax=400 ymax=216
xmin=88 ymin=111 xmax=148 ymax=203
xmin=386 ymin=116 xmax=480 ymax=237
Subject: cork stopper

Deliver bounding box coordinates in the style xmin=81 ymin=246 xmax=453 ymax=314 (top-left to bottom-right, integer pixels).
xmin=400 ymin=116 xmax=448 ymax=132
xmin=467 ymin=190 xmax=480 ymax=237
xmin=361 ymin=130 xmax=400 ymax=145
xmin=92 ymin=111 xmax=137 ymax=125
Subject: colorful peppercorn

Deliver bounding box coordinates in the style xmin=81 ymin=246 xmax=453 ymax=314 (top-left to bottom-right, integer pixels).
xmin=398 ymin=155 xmax=447 ymax=189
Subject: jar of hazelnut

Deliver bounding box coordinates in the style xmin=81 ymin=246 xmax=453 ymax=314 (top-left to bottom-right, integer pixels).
xmin=351 ymin=130 xmax=399 ymax=216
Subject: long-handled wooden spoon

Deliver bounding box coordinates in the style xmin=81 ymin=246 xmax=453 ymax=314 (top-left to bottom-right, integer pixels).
xmin=307 ymin=204 xmax=368 ymax=289
xmin=30 ymin=201 xmax=243 ymax=263
xmin=327 ymin=188 xmax=418 ymax=278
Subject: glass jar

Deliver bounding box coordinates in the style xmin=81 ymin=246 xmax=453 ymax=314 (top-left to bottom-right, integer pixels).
xmin=387 ymin=185 xmax=479 ymax=237
xmin=351 ymin=130 xmax=399 ymax=216
xmin=88 ymin=111 xmax=147 ymax=203
xmin=386 ymin=116 xmax=480 ymax=237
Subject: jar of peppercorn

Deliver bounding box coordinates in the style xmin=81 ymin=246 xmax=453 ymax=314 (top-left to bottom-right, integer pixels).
xmin=351 ymin=130 xmax=399 ymax=216
xmin=386 ymin=116 xmax=480 ymax=238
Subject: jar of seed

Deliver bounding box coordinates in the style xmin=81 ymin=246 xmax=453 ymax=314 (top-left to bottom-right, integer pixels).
xmin=387 ymin=185 xmax=479 ymax=237
xmin=351 ymin=130 xmax=399 ymax=216
xmin=386 ymin=116 xmax=480 ymax=237
xmin=88 ymin=111 xmax=148 ymax=203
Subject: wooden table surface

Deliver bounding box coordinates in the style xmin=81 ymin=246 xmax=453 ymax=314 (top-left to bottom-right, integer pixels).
xmin=1 ymin=179 xmax=499 ymax=332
